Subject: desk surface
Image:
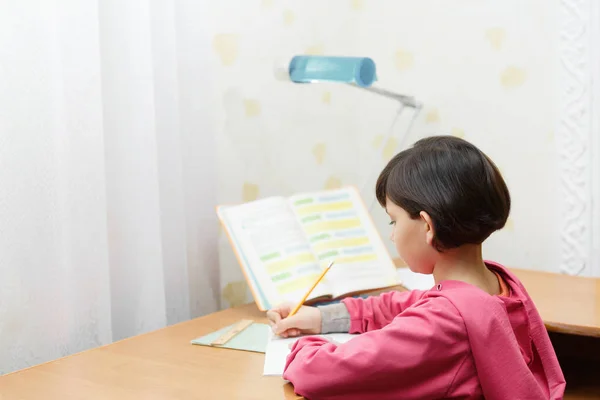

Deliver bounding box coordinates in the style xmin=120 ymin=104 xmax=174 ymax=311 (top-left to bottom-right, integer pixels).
xmin=509 ymin=268 xmax=600 ymax=337
xmin=0 ymin=305 xmax=296 ymax=400
xmin=1 ymin=267 xmax=600 ymax=399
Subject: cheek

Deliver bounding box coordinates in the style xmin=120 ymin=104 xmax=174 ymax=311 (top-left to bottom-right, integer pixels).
xmin=391 ymin=224 xmax=412 ymax=253
xmin=392 ymin=222 xmax=431 ymax=268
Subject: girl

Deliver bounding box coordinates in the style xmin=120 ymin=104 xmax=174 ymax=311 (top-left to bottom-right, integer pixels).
xmin=267 ymin=136 xmax=565 ymax=399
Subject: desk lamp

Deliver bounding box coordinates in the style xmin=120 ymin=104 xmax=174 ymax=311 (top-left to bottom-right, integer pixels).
xmin=275 ymin=55 xmax=423 ymax=209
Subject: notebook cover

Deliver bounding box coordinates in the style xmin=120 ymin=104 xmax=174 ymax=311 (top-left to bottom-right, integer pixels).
xmin=191 ymin=322 xmax=270 ymax=353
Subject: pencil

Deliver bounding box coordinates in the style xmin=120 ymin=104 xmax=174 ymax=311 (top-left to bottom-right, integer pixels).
xmin=288 ymin=261 xmax=335 ymax=317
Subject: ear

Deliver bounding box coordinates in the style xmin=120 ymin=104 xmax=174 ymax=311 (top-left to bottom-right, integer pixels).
xmin=419 ymin=211 xmax=435 ymax=246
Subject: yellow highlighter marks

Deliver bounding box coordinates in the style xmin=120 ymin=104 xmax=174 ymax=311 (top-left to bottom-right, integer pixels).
xmin=312 ymin=236 xmax=370 ymax=254
xmin=303 ymin=219 xmax=362 ymax=235
xmin=295 ymin=201 xmax=354 ymax=216
xmin=277 ymin=273 xmax=322 ymax=295
xmin=265 ymin=253 xmax=317 ymax=274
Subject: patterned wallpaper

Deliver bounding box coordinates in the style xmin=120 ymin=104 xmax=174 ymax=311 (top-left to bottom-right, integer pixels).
xmin=206 ymin=0 xmax=558 ymax=307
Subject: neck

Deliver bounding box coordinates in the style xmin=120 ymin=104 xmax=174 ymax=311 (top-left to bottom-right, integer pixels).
xmin=432 ymin=244 xmax=499 ymax=294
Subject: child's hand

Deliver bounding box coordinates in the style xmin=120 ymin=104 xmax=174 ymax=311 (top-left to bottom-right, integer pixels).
xmin=266 ymin=303 xmax=321 ymax=338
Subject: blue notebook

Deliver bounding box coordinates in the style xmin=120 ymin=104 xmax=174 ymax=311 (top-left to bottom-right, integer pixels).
xmin=191 ymin=322 xmax=270 ymax=353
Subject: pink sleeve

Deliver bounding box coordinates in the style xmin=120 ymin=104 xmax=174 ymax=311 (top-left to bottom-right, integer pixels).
xmin=283 ymin=297 xmax=468 ymax=400
xmin=341 ymin=289 xmax=426 ymax=333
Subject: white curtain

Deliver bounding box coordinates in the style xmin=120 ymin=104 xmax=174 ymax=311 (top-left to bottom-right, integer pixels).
xmin=0 ymin=0 xmax=220 ymax=374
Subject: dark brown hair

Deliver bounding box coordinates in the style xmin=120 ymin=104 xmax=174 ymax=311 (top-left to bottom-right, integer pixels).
xmin=376 ymin=135 xmax=510 ymax=251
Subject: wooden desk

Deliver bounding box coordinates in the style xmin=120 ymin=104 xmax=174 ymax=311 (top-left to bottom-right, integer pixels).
xmin=0 ymin=305 xmax=297 ymax=400
xmin=1 ymin=267 xmax=599 ymax=399
xmin=510 ymin=268 xmax=600 ymax=337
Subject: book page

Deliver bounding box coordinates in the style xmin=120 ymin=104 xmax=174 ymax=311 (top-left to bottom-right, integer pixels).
xmin=263 ymin=330 xmax=357 ymax=376
xmin=218 ymin=197 xmax=331 ymax=311
xmin=288 ymin=187 xmax=398 ymax=298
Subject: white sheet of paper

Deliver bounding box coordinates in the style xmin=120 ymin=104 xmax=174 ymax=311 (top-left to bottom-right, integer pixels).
xmin=263 ymin=330 xmax=357 ymax=376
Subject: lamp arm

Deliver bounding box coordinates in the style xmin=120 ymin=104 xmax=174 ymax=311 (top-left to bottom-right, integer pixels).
xmin=350 ymin=84 xmax=422 ymax=109
xmin=360 ymin=102 xmax=423 ymax=211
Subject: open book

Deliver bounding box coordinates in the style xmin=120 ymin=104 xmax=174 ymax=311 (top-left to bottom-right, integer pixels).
xmin=217 ymin=186 xmax=398 ymax=311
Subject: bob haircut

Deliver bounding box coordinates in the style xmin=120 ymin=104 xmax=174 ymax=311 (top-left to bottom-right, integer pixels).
xmin=376 ymin=135 xmax=510 ymax=251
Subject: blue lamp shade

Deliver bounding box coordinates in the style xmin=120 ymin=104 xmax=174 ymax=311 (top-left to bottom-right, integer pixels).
xmin=286 ymin=56 xmax=377 ymax=87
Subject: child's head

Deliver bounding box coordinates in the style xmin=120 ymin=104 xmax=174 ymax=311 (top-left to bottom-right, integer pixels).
xmin=376 ymin=135 xmax=510 ymax=274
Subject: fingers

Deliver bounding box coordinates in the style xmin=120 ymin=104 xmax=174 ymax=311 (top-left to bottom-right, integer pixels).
xmin=288 ymin=328 xmax=301 ymax=337
xmin=267 ymin=303 xmax=307 ymax=337
xmin=279 ymin=328 xmax=301 ymax=339
xmin=267 ymin=302 xmax=296 ymax=330
xmin=274 ymin=315 xmax=296 ymax=335
xmin=266 ymin=309 xmax=282 ymax=327
xmin=266 ymin=302 xmax=294 ymax=323
xmin=275 ymin=302 xmax=295 ymax=319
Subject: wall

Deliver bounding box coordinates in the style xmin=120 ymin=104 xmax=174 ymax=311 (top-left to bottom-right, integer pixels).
xmin=205 ymin=0 xmax=560 ymax=307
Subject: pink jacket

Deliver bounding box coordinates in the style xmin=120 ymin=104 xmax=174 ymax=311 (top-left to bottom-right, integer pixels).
xmin=283 ymin=262 xmax=566 ymax=399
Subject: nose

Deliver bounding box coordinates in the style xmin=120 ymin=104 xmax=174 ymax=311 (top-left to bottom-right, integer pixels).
xmin=389 ymin=231 xmax=395 ymax=242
